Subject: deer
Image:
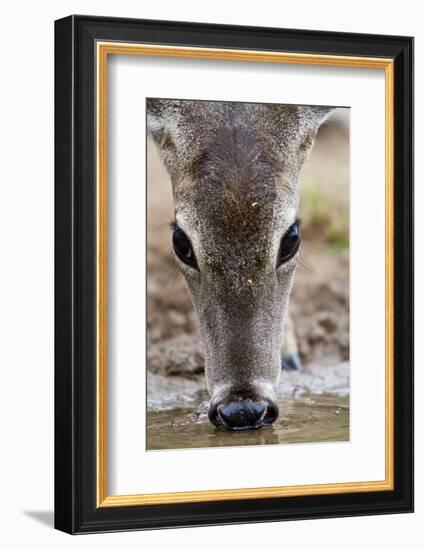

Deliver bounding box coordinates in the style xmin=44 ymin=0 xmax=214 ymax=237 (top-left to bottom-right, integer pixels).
xmin=147 ymin=99 xmax=332 ymax=431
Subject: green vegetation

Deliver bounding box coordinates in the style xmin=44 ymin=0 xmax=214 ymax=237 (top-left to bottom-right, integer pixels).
xmin=300 ymin=180 xmax=349 ymax=251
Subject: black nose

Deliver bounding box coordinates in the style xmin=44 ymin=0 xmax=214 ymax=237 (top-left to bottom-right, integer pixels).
xmin=209 ymin=399 xmax=278 ymax=430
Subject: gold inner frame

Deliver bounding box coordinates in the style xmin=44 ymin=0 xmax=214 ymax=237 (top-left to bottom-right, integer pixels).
xmin=96 ymin=42 xmax=395 ymax=508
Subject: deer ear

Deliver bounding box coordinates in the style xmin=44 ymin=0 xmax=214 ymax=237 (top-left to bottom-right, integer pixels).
xmin=146 ymin=98 xmax=169 ymax=144
xmin=296 ymin=105 xmax=334 ymax=133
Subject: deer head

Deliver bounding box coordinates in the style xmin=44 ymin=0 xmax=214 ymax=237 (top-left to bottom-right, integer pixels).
xmin=147 ymin=99 xmax=332 ymax=430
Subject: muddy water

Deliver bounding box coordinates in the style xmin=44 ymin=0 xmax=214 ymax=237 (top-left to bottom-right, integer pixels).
xmin=147 ymin=393 xmax=349 ymax=451
xmin=146 ymin=363 xmax=349 ymax=451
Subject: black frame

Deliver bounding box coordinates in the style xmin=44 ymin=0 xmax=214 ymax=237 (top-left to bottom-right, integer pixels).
xmin=55 ymin=15 xmax=414 ymax=534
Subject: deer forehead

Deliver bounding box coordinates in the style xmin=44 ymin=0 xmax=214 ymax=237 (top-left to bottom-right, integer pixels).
xmin=173 ymin=123 xmax=299 ymax=233
xmin=173 ymin=112 xmax=303 ymax=179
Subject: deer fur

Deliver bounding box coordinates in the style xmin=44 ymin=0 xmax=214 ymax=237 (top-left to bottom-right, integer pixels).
xmin=147 ymin=99 xmax=332 ymax=429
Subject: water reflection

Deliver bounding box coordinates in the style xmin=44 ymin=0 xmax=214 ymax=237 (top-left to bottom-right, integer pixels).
xmin=147 ymin=393 xmax=349 ymax=451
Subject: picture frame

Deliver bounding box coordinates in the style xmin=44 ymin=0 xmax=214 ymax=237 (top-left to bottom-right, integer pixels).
xmin=54 ymin=14 xmax=414 ymax=534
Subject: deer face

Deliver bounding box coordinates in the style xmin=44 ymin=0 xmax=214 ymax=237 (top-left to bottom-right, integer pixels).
xmin=147 ymin=99 xmax=332 ymax=430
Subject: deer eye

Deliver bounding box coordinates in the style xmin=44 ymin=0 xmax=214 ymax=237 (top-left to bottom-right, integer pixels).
xmin=277 ymin=220 xmax=301 ymax=267
xmin=171 ymin=223 xmax=198 ymax=269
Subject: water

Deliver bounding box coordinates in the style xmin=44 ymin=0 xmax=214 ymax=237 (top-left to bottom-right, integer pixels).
xmin=147 ymin=392 xmax=349 ymax=451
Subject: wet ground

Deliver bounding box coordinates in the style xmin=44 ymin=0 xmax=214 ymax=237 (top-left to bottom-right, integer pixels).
xmin=147 ymin=363 xmax=349 ymax=450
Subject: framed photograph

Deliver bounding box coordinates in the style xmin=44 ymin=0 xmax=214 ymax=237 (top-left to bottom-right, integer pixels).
xmin=54 ymin=15 xmax=413 ymax=534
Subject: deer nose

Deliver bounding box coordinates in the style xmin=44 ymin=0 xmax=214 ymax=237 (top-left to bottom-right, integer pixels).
xmin=209 ymin=399 xmax=278 ymax=430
